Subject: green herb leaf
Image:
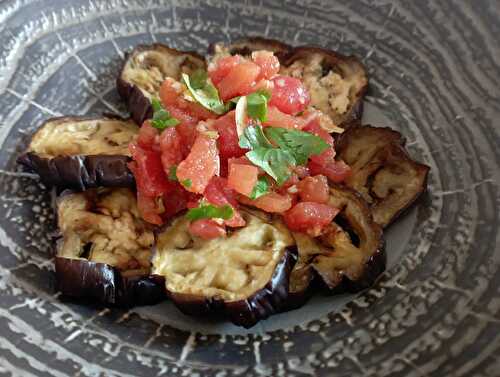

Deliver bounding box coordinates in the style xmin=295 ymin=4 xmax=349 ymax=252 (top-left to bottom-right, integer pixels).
xmin=246 ymin=92 xmax=269 ymax=122
xmin=182 ymin=72 xmax=230 ymax=115
xmin=150 ymin=98 xmax=180 ymax=130
xmin=264 ymin=127 xmax=329 ymax=165
xmin=250 ymin=176 xmax=269 ymax=199
xmin=181 ymin=179 xmax=192 ymax=188
xmin=239 ymin=125 xmax=273 ymax=150
xmin=168 ymin=165 xmax=178 ymax=181
xmin=246 ymin=147 xmax=295 ymax=186
xmin=190 ymin=69 xmax=208 ymax=90
xmin=186 ymin=204 xmax=234 ymax=221
xmin=256 ymin=89 xmax=272 ymax=101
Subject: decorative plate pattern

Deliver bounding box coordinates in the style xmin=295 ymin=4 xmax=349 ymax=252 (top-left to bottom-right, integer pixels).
xmin=0 ymin=1 xmax=499 ymax=376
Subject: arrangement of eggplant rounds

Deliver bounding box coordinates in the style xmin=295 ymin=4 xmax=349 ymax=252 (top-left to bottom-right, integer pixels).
xmin=55 ymin=188 xmax=165 ymax=306
xmin=16 ymin=39 xmax=431 ymax=328
xmin=17 ymin=116 xmax=138 ymax=190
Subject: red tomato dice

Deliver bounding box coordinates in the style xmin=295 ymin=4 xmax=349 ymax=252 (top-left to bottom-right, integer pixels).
xmin=158 ymin=127 xmax=183 ymax=175
xmin=269 ymin=75 xmax=310 ymax=115
xmin=283 ymin=202 xmax=339 ymax=236
xmin=136 ymin=190 xmax=163 ymax=225
xmin=176 ymin=134 xmax=219 ymax=194
xmin=297 ymin=175 xmax=330 ymax=203
xmin=238 ymin=191 xmax=293 ymax=213
xmin=189 ymin=219 xmax=226 ymax=239
xmin=137 ymin=121 xmax=159 ymax=149
xmin=263 ymin=106 xmax=306 ymax=129
xmin=208 ymin=55 xmax=242 ymax=85
xmin=129 ymin=144 xmax=172 ymax=197
xmin=217 ymin=61 xmax=261 ymax=101
xmin=308 ymin=160 xmax=352 ymax=183
xmin=252 ymin=51 xmax=280 ymax=80
xmin=204 ymin=177 xmax=246 ymax=227
xmin=214 ymin=110 xmax=247 ymax=160
xmin=162 ymin=183 xmax=188 ymax=219
xmin=228 ymin=163 xmax=259 ymax=197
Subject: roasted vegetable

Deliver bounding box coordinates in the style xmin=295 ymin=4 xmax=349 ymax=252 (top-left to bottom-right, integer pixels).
xmin=55 ymin=189 xmax=165 ymax=306
xmin=153 ymin=209 xmax=297 ymax=328
xmin=117 ymin=44 xmax=206 ymax=124
xmin=210 ymin=38 xmax=368 ymax=128
xmin=336 ymin=125 xmax=430 ymax=227
xmin=17 ymin=116 xmax=137 ymax=190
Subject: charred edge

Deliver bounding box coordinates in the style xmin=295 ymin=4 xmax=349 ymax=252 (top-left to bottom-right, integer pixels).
xmin=116 ymin=76 xmax=153 ymax=126
xmin=17 ymin=153 xmax=135 ymax=191
xmin=167 ymin=246 xmax=298 ymax=328
xmin=55 ymin=258 xmax=165 ymax=307
xmin=208 ymin=37 xmax=293 ymax=61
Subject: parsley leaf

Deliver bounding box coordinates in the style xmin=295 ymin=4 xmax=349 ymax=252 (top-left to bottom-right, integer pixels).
xmin=264 ymin=127 xmax=329 ymax=165
xmin=246 ymin=91 xmax=269 ymax=122
xmin=250 ymin=176 xmax=269 ymax=199
xmin=246 ymin=148 xmax=295 ymax=186
xmin=150 ymin=98 xmax=179 ymax=130
xmin=239 ymin=125 xmax=273 ymax=150
xmin=186 ymin=204 xmax=234 ymax=221
xmin=168 ymin=165 xmax=178 ymax=181
xmin=181 ymin=179 xmax=192 ymax=188
xmin=182 ymin=72 xmax=230 ymax=115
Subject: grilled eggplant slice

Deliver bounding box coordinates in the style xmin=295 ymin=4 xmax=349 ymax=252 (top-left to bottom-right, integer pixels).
xmin=55 ymin=188 xmax=165 ymax=306
xmin=337 ymin=125 xmax=430 ymax=227
xmin=17 ymin=116 xmax=138 ymax=190
xmin=117 ymin=44 xmax=206 ymax=124
xmin=153 ymin=210 xmax=297 ymax=328
xmin=209 ymin=38 xmax=368 ymax=128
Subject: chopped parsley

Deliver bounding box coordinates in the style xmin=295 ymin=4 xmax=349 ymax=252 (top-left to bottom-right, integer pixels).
xmin=150 ymin=98 xmax=179 ymax=130
xmin=186 ymin=204 xmax=234 ymax=221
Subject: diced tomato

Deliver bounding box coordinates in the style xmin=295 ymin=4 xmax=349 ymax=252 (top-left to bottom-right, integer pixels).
xmin=217 ymin=61 xmax=261 ymax=101
xmin=176 ymin=134 xmax=219 ymax=194
xmin=294 ymin=165 xmax=310 ymax=179
xmin=208 ymin=55 xmax=242 ymax=85
xmin=129 ymin=144 xmax=172 ymax=197
xmin=158 ymin=127 xmax=183 ymax=175
xmin=283 ymin=202 xmax=339 ymax=236
xmin=137 ymin=121 xmax=159 ymax=149
xmin=269 ymin=75 xmax=310 ymax=115
xmin=238 ymin=191 xmax=293 ymax=213
xmin=252 ymin=51 xmax=280 ymax=80
xmin=167 ymin=107 xmax=199 ymax=156
xmin=263 ymin=106 xmax=306 ymax=129
xmin=189 ymin=219 xmax=226 ymax=239
xmin=303 ymin=118 xmax=338 ymax=168
xmin=228 ymin=163 xmax=259 ymax=197
xmin=303 ymin=117 xmax=334 ymax=146
xmin=308 ymin=160 xmax=352 ymax=183
xmin=136 ymin=190 xmax=163 ymax=225
xmin=214 ymin=110 xmax=247 ymax=160
xmin=204 ymin=177 xmax=246 ymax=227
xmin=297 ymin=175 xmax=329 ymax=204
xmin=162 ymin=183 xmax=188 ymax=219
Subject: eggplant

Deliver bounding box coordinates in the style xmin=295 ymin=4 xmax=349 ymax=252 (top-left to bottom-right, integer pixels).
xmin=336 ymin=125 xmax=431 ymax=227
xmin=210 ymin=38 xmax=368 ymax=129
xmin=55 ymin=188 xmax=165 ymax=306
xmin=311 ymin=185 xmax=385 ymax=293
xmin=152 ymin=210 xmax=298 ymax=328
xmin=116 ymin=44 xmax=206 ymax=125
xmin=17 ymin=116 xmax=138 ymax=191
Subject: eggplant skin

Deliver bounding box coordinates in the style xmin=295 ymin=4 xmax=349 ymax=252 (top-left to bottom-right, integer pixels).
xmin=55 ymin=258 xmax=165 ymax=307
xmin=18 ymin=153 xmax=134 ymax=191
xmin=167 ymin=246 xmax=298 ymax=328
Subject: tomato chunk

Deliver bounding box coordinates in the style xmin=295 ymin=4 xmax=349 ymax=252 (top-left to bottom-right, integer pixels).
xmin=217 ymin=61 xmax=261 ymax=101
xmin=263 ymin=106 xmax=306 ymax=129
xmin=158 ymin=127 xmax=183 ymax=175
xmin=189 ymin=219 xmax=226 ymax=239
xmin=136 ymin=190 xmax=163 ymax=225
xmin=297 ymin=175 xmax=329 ymax=204
xmin=283 ymin=202 xmax=339 ymax=236
xmin=238 ymin=191 xmax=292 ymax=213
xmin=137 ymin=121 xmax=159 ymax=150
xmin=129 ymin=144 xmax=172 ymax=197
xmin=308 ymin=160 xmax=352 ymax=183
xmin=215 ymin=110 xmax=247 ymax=160
xmin=208 ymin=55 xmax=242 ymax=85
xmin=228 ymin=163 xmax=259 ymax=197
xmin=176 ymin=134 xmax=219 ymax=194
xmin=269 ymin=75 xmax=310 ymax=115
xmin=204 ymin=177 xmax=246 ymax=227
xmin=252 ymin=51 xmax=280 ymax=80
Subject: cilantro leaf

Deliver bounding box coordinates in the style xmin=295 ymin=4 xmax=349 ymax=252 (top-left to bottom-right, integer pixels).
xmin=250 ymin=176 xmax=269 ymax=199
xmin=186 ymin=204 xmax=234 ymax=221
xmin=264 ymin=127 xmax=329 ymax=165
xmin=181 ymin=179 xmax=192 ymax=188
xmin=168 ymin=165 xmax=178 ymax=181
xmin=246 ymin=147 xmax=295 ymax=186
xmin=246 ymin=91 xmax=269 ymax=122
xmin=239 ymin=125 xmax=273 ymax=150
xmin=182 ymin=72 xmax=230 ymax=115
xmin=150 ymin=98 xmax=179 ymax=130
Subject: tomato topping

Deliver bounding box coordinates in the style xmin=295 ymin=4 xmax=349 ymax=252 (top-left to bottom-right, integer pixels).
xmin=283 ymin=202 xmax=339 ymax=236
xmin=215 ymin=110 xmax=247 ymax=160
xmin=158 ymin=127 xmax=183 ymax=175
xmin=308 ymin=160 xmax=352 ymax=183
xmin=269 ymin=75 xmax=310 ymax=115
xmin=176 ymin=134 xmax=219 ymax=194
xmin=137 ymin=121 xmax=159 ymax=150
xmin=252 ymin=51 xmax=280 ymax=80
xmin=189 ymin=219 xmax=226 ymax=239
xmin=217 ymin=61 xmax=261 ymax=101
xmin=162 ymin=184 xmax=188 ymax=219
xmin=136 ymin=191 xmax=163 ymax=225
xmin=263 ymin=106 xmax=306 ymax=129
xmin=228 ymin=163 xmax=259 ymax=197
xmin=208 ymin=55 xmax=242 ymax=85
xmin=238 ymin=191 xmax=293 ymax=213
xmin=160 ymin=78 xmax=214 ymax=120
xmin=297 ymin=175 xmax=329 ymax=203
xmin=129 ymin=144 xmax=172 ymax=197
xmin=204 ymin=177 xmax=246 ymax=227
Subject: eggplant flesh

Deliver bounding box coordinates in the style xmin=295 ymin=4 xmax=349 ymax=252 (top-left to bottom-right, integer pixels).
xmin=337 ymin=125 xmax=430 ymax=227
xmin=55 ymin=189 xmax=164 ymax=306
xmin=153 ymin=210 xmax=297 ymax=328
xmin=117 ymin=44 xmax=206 ymax=124
xmin=17 ymin=116 xmax=138 ymax=190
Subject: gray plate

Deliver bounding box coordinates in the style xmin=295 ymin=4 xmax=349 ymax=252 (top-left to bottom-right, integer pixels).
xmin=0 ymin=1 xmax=499 ymax=376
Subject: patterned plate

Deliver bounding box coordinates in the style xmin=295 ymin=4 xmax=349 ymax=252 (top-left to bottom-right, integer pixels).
xmin=0 ymin=1 xmax=499 ymax=376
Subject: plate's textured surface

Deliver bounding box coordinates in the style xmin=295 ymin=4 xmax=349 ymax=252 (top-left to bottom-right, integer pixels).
xmin=0 ymin=1 xmax=499 ymax=376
